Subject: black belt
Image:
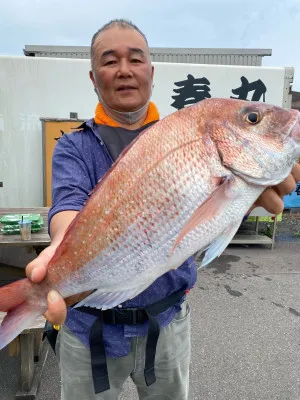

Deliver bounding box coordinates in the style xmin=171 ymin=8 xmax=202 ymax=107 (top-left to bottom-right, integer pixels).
xmin=75 ymin=286 xmax=189 ymax=394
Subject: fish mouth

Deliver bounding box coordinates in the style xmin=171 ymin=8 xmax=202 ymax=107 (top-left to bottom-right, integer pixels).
xmin=234 ymin=112 xmax=300 ymax=187
xmin=290 ymin=112 xmax=300 ymax=142
xmin=229 ymin=165 xmax=294 ymax=187
xmin=288 ymin=112 xmax=300 ymax=162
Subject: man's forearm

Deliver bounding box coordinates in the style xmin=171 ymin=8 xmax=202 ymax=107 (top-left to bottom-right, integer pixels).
xmin=49 ymin=210 xmax=79 ymax=247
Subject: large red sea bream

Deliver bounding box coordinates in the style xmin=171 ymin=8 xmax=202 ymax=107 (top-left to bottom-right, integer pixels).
xmin=0 ymin=98 xmax=300 ymax=349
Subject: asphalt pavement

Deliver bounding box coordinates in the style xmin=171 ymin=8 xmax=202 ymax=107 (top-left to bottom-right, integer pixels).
xmin=1 ymin=240 xmax=300 ymax=399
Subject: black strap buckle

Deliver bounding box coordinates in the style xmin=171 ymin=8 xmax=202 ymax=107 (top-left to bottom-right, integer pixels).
xmin=102 ymin=307 xmax=148 ymax=325
xmin=115 ymin=308 xmax=139 ymax=324
xmin=129 ymin=308 xmax=138 ymax=324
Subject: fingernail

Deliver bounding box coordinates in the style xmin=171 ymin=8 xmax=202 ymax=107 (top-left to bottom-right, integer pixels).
xmin=30 ymin=268 xmax=37 ymax=281
xmin=48 ymin=290 xmax=60 ymax=304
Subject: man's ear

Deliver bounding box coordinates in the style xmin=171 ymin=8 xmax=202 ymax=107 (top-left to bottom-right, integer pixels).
xmin=89 ymin=70 xmax=96 ymax=87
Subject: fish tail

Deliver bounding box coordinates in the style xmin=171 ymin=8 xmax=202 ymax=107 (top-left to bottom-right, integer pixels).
xmin=0 ymin=279 xmax=40 ymax=350
xmin=0 ymin=279 xmax=30 ymax=312
xmin=0 ymin=302 xmax=41 ymax=350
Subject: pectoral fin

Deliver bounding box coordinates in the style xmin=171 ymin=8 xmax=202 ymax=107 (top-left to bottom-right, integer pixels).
xmin=171 ymin=176 xmax=236 ymax=255
xmin=200 ymin=221 xmax=241 ymax=268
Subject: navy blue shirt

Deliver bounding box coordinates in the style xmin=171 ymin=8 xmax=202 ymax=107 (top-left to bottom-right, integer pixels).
xmin=48 ymin=118 xmax=197 ymax=358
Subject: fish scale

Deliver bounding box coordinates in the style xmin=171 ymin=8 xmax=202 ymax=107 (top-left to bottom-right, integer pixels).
xmin=0 ymin=98 xmax=300 ymax=349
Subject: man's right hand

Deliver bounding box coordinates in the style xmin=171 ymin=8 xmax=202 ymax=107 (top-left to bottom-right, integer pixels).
xmin=26 ymin=245 xmax=67 ymax=325
xmin=25 ymin=210 xmax=85 ymax=326
xmin=26 ymin=243 xmax=94 ymax=326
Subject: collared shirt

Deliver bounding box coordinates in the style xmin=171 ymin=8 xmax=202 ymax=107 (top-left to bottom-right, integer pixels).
xmin=48 ymin=118 xmax=197 ymax=358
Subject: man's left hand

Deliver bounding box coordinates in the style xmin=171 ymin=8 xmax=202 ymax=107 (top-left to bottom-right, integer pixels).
xmin=250 ymin=163 xmax=300 ymax=215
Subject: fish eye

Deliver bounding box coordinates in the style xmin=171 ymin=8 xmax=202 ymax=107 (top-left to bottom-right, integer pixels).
xmin=245 ymin=112 xmax=261 ymax=124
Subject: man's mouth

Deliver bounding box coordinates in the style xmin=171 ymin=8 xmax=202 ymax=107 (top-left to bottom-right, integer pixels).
xmin=116 ymin=85 xmax=137 ymax=91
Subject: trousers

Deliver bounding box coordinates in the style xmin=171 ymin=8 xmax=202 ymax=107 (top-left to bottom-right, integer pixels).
xmin=56 ymin=300 xmax=191 ymax=400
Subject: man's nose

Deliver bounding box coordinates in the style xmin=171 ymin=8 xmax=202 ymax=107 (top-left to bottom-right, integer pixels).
xmin=117 ymin=60 xmax=133 ymax=77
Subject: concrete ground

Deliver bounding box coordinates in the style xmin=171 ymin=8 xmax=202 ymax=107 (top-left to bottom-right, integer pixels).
xmin=1 ymin=240 xmax=300 ymax=399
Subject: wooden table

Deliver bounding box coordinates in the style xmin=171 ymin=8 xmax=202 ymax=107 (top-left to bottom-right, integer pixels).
xmin=0 ymin=207 xmax=51 ymax=249
xmin=0 ymin=207 xmax=50 ymax=399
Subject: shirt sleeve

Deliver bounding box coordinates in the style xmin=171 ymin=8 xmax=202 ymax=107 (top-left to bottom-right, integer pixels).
xmin=48 ymin=133 xmax=93 ymax=231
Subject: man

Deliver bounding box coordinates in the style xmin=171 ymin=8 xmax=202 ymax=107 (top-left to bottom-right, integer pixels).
xmin=26 ymin=19 xmax=300 ymax=400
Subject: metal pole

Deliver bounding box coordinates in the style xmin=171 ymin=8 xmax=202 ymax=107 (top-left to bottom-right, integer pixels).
xmin=271 ymin=215 xmax=278 ymax=250
xmin=255 ymin=217 xmax=259 ymax=233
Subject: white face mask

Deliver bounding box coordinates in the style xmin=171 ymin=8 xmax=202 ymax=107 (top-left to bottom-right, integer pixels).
xmin=94 ymin=87 xmax=151 ymax=125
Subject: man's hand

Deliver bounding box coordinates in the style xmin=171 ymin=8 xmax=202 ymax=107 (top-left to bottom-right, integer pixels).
xmin=25 ymin=210 xmax=92 ymax=326
xmin=26 ymin=245 xmax=67 ymax=325
xmin=26 ymin=246 xmax=93 ymax=325
xmin=250 ymin=163 xmax=300 ymax=214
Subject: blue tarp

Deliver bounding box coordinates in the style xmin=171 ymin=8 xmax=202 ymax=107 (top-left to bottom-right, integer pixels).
xmin=283 ymin=182 xmax=300 ymax=209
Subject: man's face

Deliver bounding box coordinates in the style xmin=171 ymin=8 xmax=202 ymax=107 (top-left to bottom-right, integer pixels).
xmin=90 ymin=27 xmax=154 ymax=112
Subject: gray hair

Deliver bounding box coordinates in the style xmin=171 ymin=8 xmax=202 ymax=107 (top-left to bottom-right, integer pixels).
xmin=90 ymin=19 xmax=149 ymax=68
